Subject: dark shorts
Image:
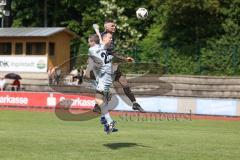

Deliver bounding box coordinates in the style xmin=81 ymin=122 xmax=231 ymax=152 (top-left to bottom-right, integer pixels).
xmin=114 ymin=67 xmax=122 ymax=81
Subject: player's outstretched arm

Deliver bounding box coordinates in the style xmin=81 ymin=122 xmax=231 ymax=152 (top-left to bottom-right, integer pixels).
xmin=112 ymin=51 xmax=135 ymax=63
xmin=126 ymin=57 xmax=135 ymax=62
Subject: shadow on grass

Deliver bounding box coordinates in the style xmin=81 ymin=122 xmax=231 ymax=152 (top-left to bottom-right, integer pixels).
xmin=103 ymin=142 xmax=151 ymax=150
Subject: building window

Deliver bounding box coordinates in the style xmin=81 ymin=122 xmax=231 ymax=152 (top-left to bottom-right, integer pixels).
xmin=0 ymin=42 xmax=12 ymax=55
xmin=15 ymin=43 xmax=23 ymax=55
xmin=49 ymin=42 xmax=55 ymax=56
xmin=26 ymin=42 xmax=46 ymax=55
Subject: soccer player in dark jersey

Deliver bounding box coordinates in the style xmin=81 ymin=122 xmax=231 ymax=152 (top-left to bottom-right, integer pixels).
xmin=92 ymin=19 xmax=145 ymax=113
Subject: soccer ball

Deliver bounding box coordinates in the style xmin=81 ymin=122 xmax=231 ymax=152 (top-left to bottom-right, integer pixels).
xmin=136 ymin=8 xmax=148 ymax=20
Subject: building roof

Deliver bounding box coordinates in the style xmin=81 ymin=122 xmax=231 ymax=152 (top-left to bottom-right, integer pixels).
xmin=0 ymin=27 xmax=79 ymax=38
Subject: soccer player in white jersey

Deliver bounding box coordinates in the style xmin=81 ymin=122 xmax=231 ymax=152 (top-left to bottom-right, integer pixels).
xmin=88 ymin=33 xmax=117 ymax=134
xmin=89 ymin=20 xmax=145 ymax=114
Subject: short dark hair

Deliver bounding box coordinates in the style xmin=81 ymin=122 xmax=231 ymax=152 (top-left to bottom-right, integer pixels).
xmin=89 ymin=34 xmax=99 ymax=44
xmin=102 ymin=32 xmax=112 ymax=38
xmin=104 ymin=19 xmax=115 ymax=24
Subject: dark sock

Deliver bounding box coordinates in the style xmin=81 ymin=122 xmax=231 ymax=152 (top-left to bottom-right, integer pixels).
xmin=123 ymin=87 xmax=136 ymax=102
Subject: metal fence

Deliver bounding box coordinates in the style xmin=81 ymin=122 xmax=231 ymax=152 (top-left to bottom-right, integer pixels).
xmin=71 ymin=44 xmax=240 ymax=76
xmin=120 ymin=44 xmax=240 ymax=75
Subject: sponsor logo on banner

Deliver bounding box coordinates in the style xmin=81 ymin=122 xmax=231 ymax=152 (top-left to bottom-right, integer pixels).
xmin=37 ymin=59 xmax=47 ymax=69
xmin=0 ymin=60 xmax=9 ymax=67
xmin=0 ymin=95 xmax=29 ymax=105
xmin=0 ymin=56 xmax=47 ymax=72
xmin=47 ymin=94 xmax=57 ymax=107
xmin=0 ymin=92 xmax=95 ymax=109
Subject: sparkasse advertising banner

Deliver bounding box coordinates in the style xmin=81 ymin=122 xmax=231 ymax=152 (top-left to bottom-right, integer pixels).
xmin=0 ymin=56 xmax=48 ymax=72
xmin=0 ymin=92 xmax=95 ymax=109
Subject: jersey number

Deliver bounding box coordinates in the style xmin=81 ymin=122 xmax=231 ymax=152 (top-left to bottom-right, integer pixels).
xmin=101 ymin=52 xmax=110 ymax=64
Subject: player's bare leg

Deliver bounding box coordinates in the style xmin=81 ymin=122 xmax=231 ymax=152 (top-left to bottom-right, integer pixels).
xmin=115 ymin=71 xmax=145 ymax=113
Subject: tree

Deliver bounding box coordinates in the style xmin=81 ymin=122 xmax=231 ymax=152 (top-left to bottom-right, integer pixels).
xmin=139 ymin=0 xmax=234 ymax=74
xmin=97 ymin=0 xmax=141 ymax=51
xmin=3 ymin=0 xmax=13 ymax=27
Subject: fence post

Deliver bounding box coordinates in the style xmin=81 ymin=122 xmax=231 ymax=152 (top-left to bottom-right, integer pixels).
xmin=196 ymin=43 xmax=201 ymax=74
xmin=163 ymin=43 xmax=169 ymax=74
xmin=232 ymin=45 xmax=238 ymax=75
xmin=133 ymin=45 xmax=138 ymax=63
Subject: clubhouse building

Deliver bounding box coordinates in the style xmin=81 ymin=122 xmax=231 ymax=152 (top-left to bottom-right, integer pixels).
xmin=0 ymin=27 xmax=79 ymax=73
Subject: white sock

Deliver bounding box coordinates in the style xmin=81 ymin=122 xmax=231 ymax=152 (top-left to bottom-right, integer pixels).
xmin=100 ymin=102 xmax=113 ymax=124
xmin=103 ymin=112 xmax=113 ymax=124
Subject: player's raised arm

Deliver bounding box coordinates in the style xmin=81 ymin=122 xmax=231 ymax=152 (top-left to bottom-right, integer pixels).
xmin=92 ymin=24 xmax=103 ymax=44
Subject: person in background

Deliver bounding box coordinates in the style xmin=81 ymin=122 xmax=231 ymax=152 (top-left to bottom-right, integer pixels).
xmin=72 ymin=76 xmax=79 ymax=86
xmin=0 ymin=77 xmax=6 ymax=91
xmin=12 ymin=79 xmax=21 ymax=91
xmin=77 ymin=67 xmax=84 ymax=85
xmin=48 ymin=66 xmax=55 ymax=85
xmin=54 ymin=67 xmax=61 ymax=85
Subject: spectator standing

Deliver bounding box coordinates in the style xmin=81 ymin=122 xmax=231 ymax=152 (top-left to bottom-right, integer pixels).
xmin=12 ymin=79 xmax=21 ymax=91
xmin=0 ymin=77 xmax=6 ymax=91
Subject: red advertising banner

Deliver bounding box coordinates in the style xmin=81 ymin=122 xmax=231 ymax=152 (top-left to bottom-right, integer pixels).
xmin=0 ymin=92 xmax=95 ymax=109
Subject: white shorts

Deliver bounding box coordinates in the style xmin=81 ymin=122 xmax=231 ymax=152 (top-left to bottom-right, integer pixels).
xmin=96 ymin=72 xmax=114 ymax=93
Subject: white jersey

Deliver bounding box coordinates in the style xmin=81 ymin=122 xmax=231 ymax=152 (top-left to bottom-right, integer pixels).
xmin=88 ymin=43 xmax=114 ymax=92
xmin=88 ymin=43 xmax=113 ymax=75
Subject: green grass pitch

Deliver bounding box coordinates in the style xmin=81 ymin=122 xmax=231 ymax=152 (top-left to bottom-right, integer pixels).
xmin=0 ymin=110 xmax=240 ymax=160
